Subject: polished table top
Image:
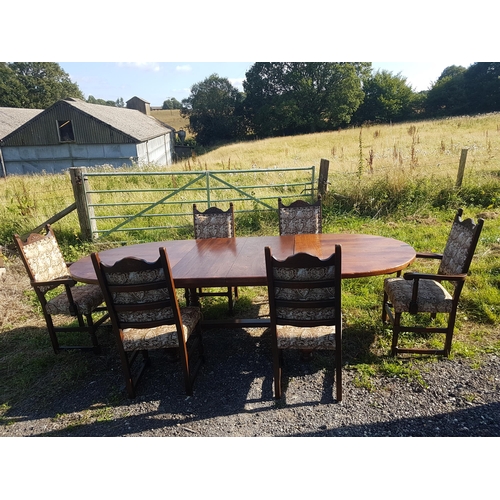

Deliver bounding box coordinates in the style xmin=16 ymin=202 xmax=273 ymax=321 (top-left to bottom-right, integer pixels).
xmin=69 ymin=233 xmax=416 ymax=287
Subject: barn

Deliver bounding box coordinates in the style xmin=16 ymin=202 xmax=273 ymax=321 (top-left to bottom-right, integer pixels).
xmin=0 ymin=98 xmax=176 ymax=175
xmin=0 ymin=107 xmax=43 ymax=176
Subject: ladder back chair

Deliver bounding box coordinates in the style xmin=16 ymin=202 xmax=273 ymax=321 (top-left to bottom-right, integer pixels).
xmin=13 ymin=224 xmax=108 ymax=354
xmin=91 ymin=247 xmax=204 ymax=398
xmin=265 ymin=245 xmax=343 ymax=402
xmin=382 ymin=209 xmax=484 ymax=357
xmin=278 ymin=195 xmax=322 ymax=236
xmin=192 ymin=203 xmax=238 ymax=313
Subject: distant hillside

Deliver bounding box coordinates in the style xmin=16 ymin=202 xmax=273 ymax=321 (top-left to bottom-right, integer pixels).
xmin=151 ymin=109 xmax=191 ymax=136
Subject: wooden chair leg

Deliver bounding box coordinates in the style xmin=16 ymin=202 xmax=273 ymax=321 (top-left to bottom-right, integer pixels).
xmin=444 ymin=313 xmax=457 ymax=357
xmin=382 ymin=291 xmax=389 ymax=323
xmin=85 ymin=313 xmax=101 ymax=354
xmin=273 ymin=347 xmax=282 ymax=399
xmin=43 ymin=313 xmax=61 ymax=354
xmin=178 ymin=343 xmax=193 ymax=396
xmin=335 ymin=349 xmax=342 ymax=402
xmin=391 ymin=312 xmax=402 ymax=356
xmin=120 ymin=351 xmax=136 ymax=399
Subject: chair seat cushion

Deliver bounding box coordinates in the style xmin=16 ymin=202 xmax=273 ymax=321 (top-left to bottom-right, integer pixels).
xmin=122 ymin=306 xmax=202 ymax=351
xmin=45 ymin=284 xmax=104 ymax=315
xmin=276 ymin=324 xmax=337 ymax=350
xmin=384 ymin=277 xmax=454 ymax=314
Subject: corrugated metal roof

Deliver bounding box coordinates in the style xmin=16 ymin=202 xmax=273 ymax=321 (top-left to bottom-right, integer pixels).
xmin=64 ymin=98 xmax=174 ymax=141
xmin=0 ymin=107 xmax=43 ymax=139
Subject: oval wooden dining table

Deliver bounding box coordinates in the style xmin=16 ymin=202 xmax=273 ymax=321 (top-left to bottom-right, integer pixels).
xmin=70 ymin=233 xmax=416 ymax=286
xmin=70 ymin=233 xmax=415 ymax=328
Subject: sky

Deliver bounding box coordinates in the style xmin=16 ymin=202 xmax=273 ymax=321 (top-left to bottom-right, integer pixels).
xmin=5 ymin=2 xmax=494 ymax=109
xmin=58 ymin=61 xmax=474 ymax=107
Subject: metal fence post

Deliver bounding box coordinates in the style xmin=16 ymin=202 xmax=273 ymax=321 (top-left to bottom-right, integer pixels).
xmin=69 ymin=167 xmax=98 ymax=241
xmin=206 ymin=171 xmax=211 ymax=207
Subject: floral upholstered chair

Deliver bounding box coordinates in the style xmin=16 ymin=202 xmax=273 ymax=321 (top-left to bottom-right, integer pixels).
xmin=13 ymin=224 xmax=108 ymax=354
xmin=278 ymin=196 xmax=322 ymax=236
xmin=192 ymin=203 xmax=238 ymax=313
xmin=383 ymin=209 xmax=484 ymax=357
xmin=265 ymin=245 xmax=343 ymax=401
xmin=91 ymin=247 xmax=204 ymax=398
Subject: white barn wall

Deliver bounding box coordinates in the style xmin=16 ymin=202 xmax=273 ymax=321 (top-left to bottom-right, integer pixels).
xmin=3 ymin=143 xmax=141 ymax=174
xmin=136 ymin=135 xmax=174 ymax=166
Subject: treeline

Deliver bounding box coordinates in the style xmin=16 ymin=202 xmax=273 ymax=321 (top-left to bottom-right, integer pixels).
xmin=2 ymin=62 xmax=499 ymax=147
xmin=0 ymin=62 xmax=124 ymax=109
xmin=180 ymin=62 xmax=500 ymax=145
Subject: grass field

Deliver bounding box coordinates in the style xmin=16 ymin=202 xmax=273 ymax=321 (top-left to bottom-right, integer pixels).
xmin=150 ymin=109 xmax=191 ymax=136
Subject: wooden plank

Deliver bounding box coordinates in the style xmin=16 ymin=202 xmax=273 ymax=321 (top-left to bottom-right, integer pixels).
xmin=20 ymin=203 xmax=76 ymax=240
xmin=318 ymin=158 xmax=330 ymax=195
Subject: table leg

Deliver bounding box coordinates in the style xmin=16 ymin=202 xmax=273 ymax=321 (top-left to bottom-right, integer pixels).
xmin=185 ymin=287 xmax=200 ymax=307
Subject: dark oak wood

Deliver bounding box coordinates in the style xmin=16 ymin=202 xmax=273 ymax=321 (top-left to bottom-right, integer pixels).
xmin=69 ymin=233 xmax=416 ymax=287
xmin=383 ymin=209 xmax=484 ymax=357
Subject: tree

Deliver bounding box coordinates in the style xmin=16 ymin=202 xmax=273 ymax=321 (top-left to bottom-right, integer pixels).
xmin=162 ymin=97 xmax=182 ymax=110
xmin=463 ymin=62 xmax=500 ymax=114
xmin=86 ymin=95 xmax=121 ymax=107
xmin=0 ymin=63 xmax=27 ymax=107
xmin=6 ymin=62 xmax=83 ymax=109
xmin=181 ymin=74 xmax=244 ymax=145
xmin=243 ymin=63 xmax=366 ymax=137
xmin=425 ymin=65 xmax=467 ymax=117
xmin=353 ymin=70 xmax=418 ymax=124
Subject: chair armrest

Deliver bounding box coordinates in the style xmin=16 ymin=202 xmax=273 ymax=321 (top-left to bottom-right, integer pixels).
xmin=32 ymin=277 xmax=77 ymax=287
xmin=416 ymin=251 xmax=443 ymax=260
xmin=403 ymin=271 xmax=467 ymax=314
xmin=403 ymin=271 xmax=467 ymax=282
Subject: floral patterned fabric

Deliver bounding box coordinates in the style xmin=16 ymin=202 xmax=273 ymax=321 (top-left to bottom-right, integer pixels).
xmin=101 ymin=263 xmax=202 ymax=351
xmin=20 ymin=230 xmax=105 ymax=316
xmin=439 ymin=220 xmax=477 ymax=276
xmin=273 ymin=265 xmax=337 ymax=320
xmin=276 ymin=324 xmax=337 ymax=349
xmin=384 ymin=277 xmax=453 ymax=314
xmin=107 ymin=269 xmax=170 ymax=317
xmin=103 ymin=267 xmax=174 ymax=323
xmin=274 ymin=265 xmax=336 ymax=282
xmin=384 ymin=214 xmax=480 ymax=314
xmin=279 ymin=206 xmax=321 ymax=235
xmin=194 ymin=212 xmax=233 ymax=239
xmin=270 ymin=260 xmax=340 ymax=346
xmin=45 ymin=284 xmax=106 ymax=315
xmin=22 ymin=232 xmax=69 ymax=282
xmin=121 ymin=306 xmax=202 ymax=351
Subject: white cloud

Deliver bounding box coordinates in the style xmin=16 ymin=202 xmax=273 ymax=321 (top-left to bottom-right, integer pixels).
xmin=175 ymin=65 xmax=192 ymax=72
xmin=229 ymin=77 xmax=245 ymax=90
xmin=119 ymin=62 xmax=160 ymax=72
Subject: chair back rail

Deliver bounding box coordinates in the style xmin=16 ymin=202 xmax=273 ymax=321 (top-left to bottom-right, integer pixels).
xmin=278 ymin=196 xmax=322 ymax=235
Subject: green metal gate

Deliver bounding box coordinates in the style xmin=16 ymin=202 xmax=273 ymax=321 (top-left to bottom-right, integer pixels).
xmin=76 ymin=166 xmax=316 ymax=241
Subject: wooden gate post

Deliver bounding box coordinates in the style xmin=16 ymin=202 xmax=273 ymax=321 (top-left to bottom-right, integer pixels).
xmin=318 ymin=158 xmax=330 ymax=196
xmin=455 ymin=148 xmax=469 ymax=188
xmin=69 ymin=167 xmax=98 ymax=241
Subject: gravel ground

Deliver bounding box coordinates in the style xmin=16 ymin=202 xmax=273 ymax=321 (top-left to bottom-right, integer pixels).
xmin=1 ymin=323 xmax=499 ymax=438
